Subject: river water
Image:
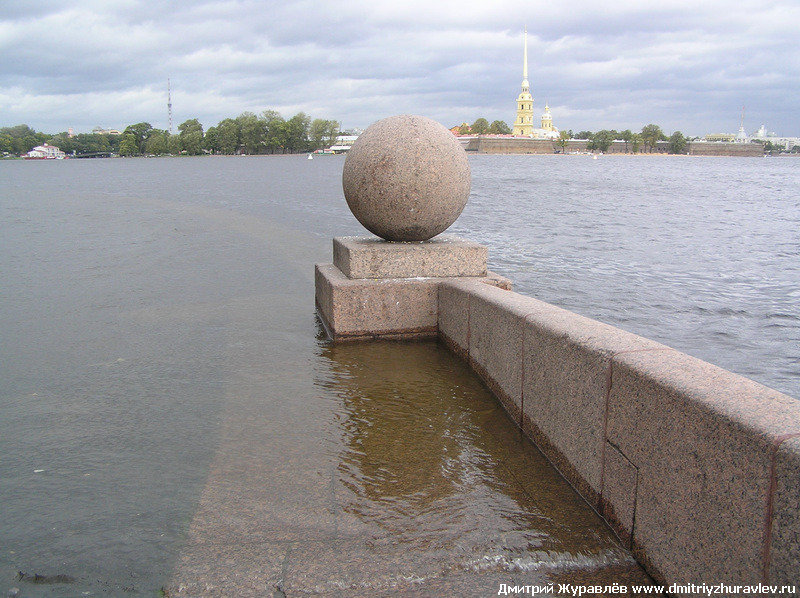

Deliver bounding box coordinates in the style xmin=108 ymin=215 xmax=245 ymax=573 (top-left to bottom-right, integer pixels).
xmin=456 ymin=154 xmax=799 ymax=400
xmin=0 ymin=154 xmax=797 ymax=596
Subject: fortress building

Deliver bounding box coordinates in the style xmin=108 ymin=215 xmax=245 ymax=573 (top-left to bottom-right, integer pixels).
xmin=513 ymin=28 xmax=559 ymax=140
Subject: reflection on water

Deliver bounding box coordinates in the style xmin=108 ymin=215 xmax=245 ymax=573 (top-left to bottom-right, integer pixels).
xmin=314 ymin=339 xmax=650 ymax=588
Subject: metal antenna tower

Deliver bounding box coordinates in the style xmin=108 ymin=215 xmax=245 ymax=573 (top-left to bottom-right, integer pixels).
xmin=168 ymin=78 xmax=173 ymax=135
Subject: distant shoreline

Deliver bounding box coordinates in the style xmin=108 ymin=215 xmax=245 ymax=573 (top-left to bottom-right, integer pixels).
xmin=463 ymin=136 xmax=768 ymax=157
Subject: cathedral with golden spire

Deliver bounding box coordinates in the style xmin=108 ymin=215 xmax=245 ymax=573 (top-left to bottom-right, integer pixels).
xmin=513 ymin=28 xmax=559 ymax=139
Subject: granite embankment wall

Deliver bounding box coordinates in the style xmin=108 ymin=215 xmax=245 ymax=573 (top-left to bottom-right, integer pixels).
xmin=437 ymin=279 xmax=800 ymax=591
xmin=316 ymin=237 xmax=800 ymax=592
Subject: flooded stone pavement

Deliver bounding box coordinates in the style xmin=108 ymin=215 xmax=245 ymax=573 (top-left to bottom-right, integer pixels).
xmin=166 ymin=316 xmax=653 ymax=596
xmin=2 ymin=156 xmax=660 ymax=596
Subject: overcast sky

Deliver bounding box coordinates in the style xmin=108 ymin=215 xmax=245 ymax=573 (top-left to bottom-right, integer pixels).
xmin=2 ymin=0 xmax=798 ymax=137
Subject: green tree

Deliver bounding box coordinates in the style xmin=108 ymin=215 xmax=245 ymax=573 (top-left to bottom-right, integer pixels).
xmin=588 ymin=129 xmax=614 ymax=153
xmin=309 ymin=118 xmax=339 ymax=150
xmin=325 ymin=120 xmax=340 ymax=148
xmin=574 ymin=130 xmax=593 ymax=140
xmin=119 ymin=134 xmax=137 ymax=156
xmin=48 ymin=132 xmax=75 ymax=155
xmin=620 ymin=129 xmax=634 ymax=153
xmin=668 ymin=131 xmax=687 ymax=154
xmin=0 ymin=124 xmax=48 ymax=154
xmin=262 ymin=110 xmax=286 ymax=153
xmin=122 ymin=122 xmax=154 ymax=154
xmin=283 ymin=112 xmax=310 ymax=153
xmin=203 ymin=126 xmax=218 ymax=154
xmin=0 ymin=132 xmax=14 ymax=154
xmin=215 ymin=118 xmax=241 ymax=154
xmin=145 ymin=130 xmax=168 ymax=155
xmin=236 ymin=112 xmax=265 ymax=154
xmin=471 ymin=118 xmax=490 ymax=135
xmin=167 ymin=134 xmax=181 ymax=155
xmin=557 ymin=130 xmax=570 ymax=152
xmin=489 ymin=120 xmax=511 ymax=134
xmin=631 ymin=133 xmax=642 ymax=154
xmin=178 ymin=118 xmax=204 ymax=155
xmin=640 ymin=124 xmax=664 ymax=153
xmin=66 ymin=132 xmax=113 ymax=155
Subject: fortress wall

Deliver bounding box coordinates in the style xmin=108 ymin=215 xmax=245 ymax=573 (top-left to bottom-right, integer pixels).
xmin=465 ymin=137 xmax=557 ymax=154
xmin=438 ymin=278 xmax=800 ymax=591
xmin=688 ymin=142 xmax=765 ymax=157
xmin=462 ymin=137 xmax=765 ymax=156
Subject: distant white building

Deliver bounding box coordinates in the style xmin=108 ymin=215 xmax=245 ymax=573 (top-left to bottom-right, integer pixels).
xmin=752 ymin=125 xmax=799 ymax=151
xmin=329 ymin=135 xmax=359 ymax=153
xmin=26 ymin=143 xmax=66 ymax=159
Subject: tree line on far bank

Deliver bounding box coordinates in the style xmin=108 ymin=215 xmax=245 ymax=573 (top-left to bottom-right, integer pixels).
xmin=1 ymin=110 xmax=344 ymax=157
xmin=568 ymin=124 xmax=687 ymax=154
xmin=456 ymin=119 xmax=690 ymax=154
xmin=6 ymin=115 xmax=788 ymax=159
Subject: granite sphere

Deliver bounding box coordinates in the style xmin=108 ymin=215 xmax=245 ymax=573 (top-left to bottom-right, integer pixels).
xmin=342 ymin=114 xmax=471 ymax=242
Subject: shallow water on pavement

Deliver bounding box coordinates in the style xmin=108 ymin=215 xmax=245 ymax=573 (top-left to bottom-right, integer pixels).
xmin=1 ymin=156 xmax=653 ymax=596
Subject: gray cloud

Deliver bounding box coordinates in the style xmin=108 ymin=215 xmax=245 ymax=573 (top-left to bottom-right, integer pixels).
xmin=1 ymin=0 xmax=797 ymax=136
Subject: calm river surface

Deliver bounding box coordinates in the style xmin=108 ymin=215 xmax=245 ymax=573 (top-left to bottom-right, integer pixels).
xmin=1 ymin=154 xmax=797 ymax=595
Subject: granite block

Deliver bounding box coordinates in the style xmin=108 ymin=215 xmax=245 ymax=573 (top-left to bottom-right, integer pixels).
xmin=315 ymin=263 xmax=439 ymax=340
xmin=769 ymin=435 xmax=800 ymax=586
xmin=521 ymin=302 xmax=668 ymax=506
xmin=485 ymin=270 xmax=513 ymax=290
xmin=601 ymin=442 xmax=639 ymax=548
xmin=333 ymin=234 xmax=488 ymax=279
xmin=466 ymin=282 xmax=534 ymax=424
xmin=437 ymin=279 xmax=479 ymax=359
xmin=315 ymin=263 xmax=336 ymax=332
xmin=606 ymin=348 xmax=800 ymax=586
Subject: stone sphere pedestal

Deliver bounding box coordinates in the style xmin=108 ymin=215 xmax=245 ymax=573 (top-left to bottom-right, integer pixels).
xmin=315 ymin=115 xmax=509 ymax=341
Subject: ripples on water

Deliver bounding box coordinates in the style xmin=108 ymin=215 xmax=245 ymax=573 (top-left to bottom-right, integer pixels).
xmin=453 ymin=154 xmax=800 ymax=399
xmin=1 ymin=154 xmax=797 ymax=595
xmin=313 ymin=339 xmax=645 ymax=589
xmin=0 ymin=157 xmax=650 ymax=595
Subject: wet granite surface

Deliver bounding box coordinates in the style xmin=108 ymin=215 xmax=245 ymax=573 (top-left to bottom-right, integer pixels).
xmin=166 ymin=337 xmax=655 ymax=597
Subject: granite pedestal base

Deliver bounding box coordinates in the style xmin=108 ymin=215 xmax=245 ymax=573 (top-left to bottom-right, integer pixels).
xmin=315 ymin=235 xmax=509 ymax=341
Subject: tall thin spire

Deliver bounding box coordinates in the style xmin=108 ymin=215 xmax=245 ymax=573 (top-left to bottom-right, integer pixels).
xmin=513 ymin=26 xmax=534 ymax=137
xmin=736 ymin=104 xmax=748 ymax=143
xmin=522 ymin=26 xmax=529 ymax=91
xmin=167 ymin=78 xmax=173 ymax=135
